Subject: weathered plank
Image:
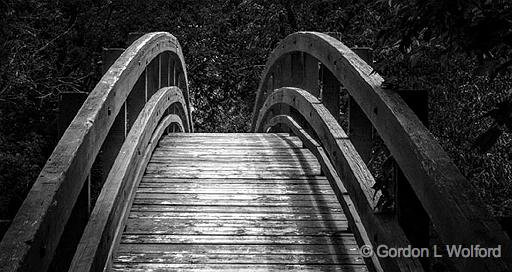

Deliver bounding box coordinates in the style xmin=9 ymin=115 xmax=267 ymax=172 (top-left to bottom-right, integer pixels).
xmin=116 ymin=244 xmax=360 ymax=255
xmin=132 ymin=198 xmax=340 ymax=208
xmin=144 ymin=164 xmax=321 ymax=171
xmin=113 ymin=252 xmax=364 ymax=264
xmin=111 ymin=263 xmax=368 ymax=272
xmin=147 ymin=160 xmax=320 ymax=167
xmin=137 ymin=183 xmax=332 ymax=190
xmin=124 ymin=218 xmax=349 ymax=234
xmin=128 ymin=211 xmax=346 ymax=221
xmin=129 ymin=204 xmax=342 ymax=214
xmin=134 ymin=193 xmax=340 ymax=204
xmin=140 ymin=177 xmax=329 ymax=184
xmin=120 ymin=234 xmax=357 ymax=245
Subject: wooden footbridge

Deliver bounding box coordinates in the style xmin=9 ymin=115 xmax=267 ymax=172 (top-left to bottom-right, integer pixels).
xmin=0 ymin=32 xmax=511 ymax=272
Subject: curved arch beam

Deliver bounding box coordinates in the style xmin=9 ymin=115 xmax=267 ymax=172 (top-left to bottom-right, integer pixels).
xmin=253 ymin=32 xmax=511 ymax=270
xmin=256 ymin=88 xmax=422 ymax=271
xmin=70 ymin=87 xmax=187 ymax=272
xmin=263 ymin=114 xmax=385 ymax=271
xmin=0 ymin=32 xmax=191 ymax=272
xmin=256 ymin=87 xmax=377 ymax=213
xmin=158 ymin=113 xmax=185 ymax=133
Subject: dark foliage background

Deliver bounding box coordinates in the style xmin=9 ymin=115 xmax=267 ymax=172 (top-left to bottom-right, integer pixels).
xmin=0 ymin=0 xmax=511 ymax=223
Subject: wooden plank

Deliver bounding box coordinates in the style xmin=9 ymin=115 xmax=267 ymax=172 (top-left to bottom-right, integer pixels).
xmin=157 ymin=143 xmax=304 ymax=149
xmin=164 ymin=133 xmax=291 ymax=137
xmin=143 ymin=173 xmax=321 ymax=179
xmin=136 ymin=187 xmax=333 ymax=195
xmin=128 ymin=212 xmax=346 ymax=221
xmin=124 ymin=219 xmax=349 ymax=234
xmin=116 ymin=243 xmax=360 ymax=255
xmin=144 ymin=164 xmax=321 ymax=171
xmin=134 ymin=193 xmax=339 ymax=202
xmin=160 ymin=137 xmax=302 ymax=145
xmin=120 ymin=234 xmax=357 ymax=245
xmin=130 ymin=204 xmax=342 ymax=214
xmin=140 ymin=177 xmax=329 ymax=184
xmin=152 ymin=148 xmax=316 ymax=155
xmin=138 ymin=183 xmax=332 ymax=190
xmin=146 ymin=162 xmax=321 ymax=168
xmin=132 ymin=198 xmax=340 ymax=208
xmin=111 ymin=263 xmax=368 ymax=272
xmin=113 ymin=252 xmax=363 ymax=264
xmin=150 ymin=156 xmax=317 ymax=162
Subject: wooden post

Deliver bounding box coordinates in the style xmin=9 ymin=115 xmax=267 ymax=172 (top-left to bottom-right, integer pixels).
xmin=51 ymin=84 xmax=91 ymax=271
xmin=146 ymin=55 xmax=161 ymax=100
xmin=97 ymin=48 xmax=126 ymax=187
xmin=160 ymin=52 xmax=170 ymax=88
xmin=320 ymin=65 xmax=341 ymax=122
xmin=395 ymin=89 xmax=430 ymax=269
xmin=279 ymin=55 xmax=293 ymax=132
xmin=348 ymin=47 xmax=374 ymax=164
xmin=291 ymin=52 xmax=304 ymax=86
xmin=303 ymin=54 xmax=320 ymax=97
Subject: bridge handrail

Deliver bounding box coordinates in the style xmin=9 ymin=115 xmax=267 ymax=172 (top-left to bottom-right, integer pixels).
xmin=256 ymin=87 xmax=423 ymax=271
xmin=263 ymin=114 xmax=385 ymax=271
xmin=251 ymin=31 xmax=511 ymax=271
xmin=0 ymin=32 xmax=191 ymax=272
xmin=70 ymin=86 xmax=189 ymax=272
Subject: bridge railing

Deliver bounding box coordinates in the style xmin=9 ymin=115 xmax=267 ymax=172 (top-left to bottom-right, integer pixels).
xmin=252 ymin=31 xmax=512 ymax=272
xmin=0 ymin=32 xmax=192 ymax=272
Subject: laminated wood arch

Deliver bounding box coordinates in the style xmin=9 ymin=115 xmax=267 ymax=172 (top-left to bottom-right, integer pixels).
xmin=70 ymin=87 xmax=188 ymax=272
xmin=0 ymin=32 xmax=192 ymax=272
xmin=256 ymin=87 xmax=421 ymax=271
xmin=252 ymin=31 xmax=512 ymax=271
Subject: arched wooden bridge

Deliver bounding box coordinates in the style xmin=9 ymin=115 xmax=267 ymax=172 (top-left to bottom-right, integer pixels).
xmin=0 ymin=32 xmax=511 ymax=272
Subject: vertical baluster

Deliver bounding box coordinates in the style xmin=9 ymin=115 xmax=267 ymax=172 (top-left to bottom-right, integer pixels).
xmin=160 ymin=52 xmax=170 ymax=88
xmin=126 ymin=33 xmax=146 ymax=134
xmin=348 ymin=47 xmax=374 ymax=163
xmin=98 ymin=48 xmax=126 ymax=185
xmin=303 ymin=54 xmax=320 ymax=97
xmin=146 ymin=56 xmax=160 ymax=100
xmin=277 ymin=55 xmax=292 ymax=132
xmin=395 ymin=89 xmax=430 ymax=269
xmin=320 ymin=65 xmax=341 ymax=122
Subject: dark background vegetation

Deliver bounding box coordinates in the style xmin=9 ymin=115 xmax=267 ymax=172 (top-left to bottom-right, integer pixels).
xmin=1 ymin=0 xmax=511 ymax=224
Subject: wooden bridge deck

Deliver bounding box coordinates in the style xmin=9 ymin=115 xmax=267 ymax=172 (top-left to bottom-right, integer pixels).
xmin=111 ymin=133 xmax=367 ymax=271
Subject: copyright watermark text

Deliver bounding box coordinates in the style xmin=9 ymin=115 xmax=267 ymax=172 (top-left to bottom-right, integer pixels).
xmin=359 ymin=244 xmax=502 ymax=258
